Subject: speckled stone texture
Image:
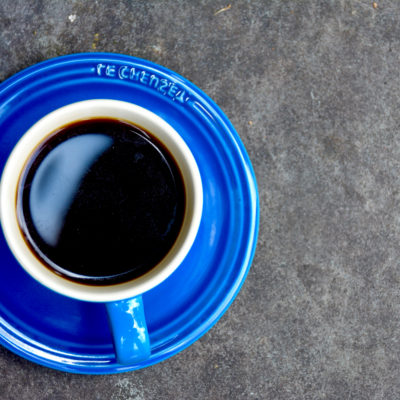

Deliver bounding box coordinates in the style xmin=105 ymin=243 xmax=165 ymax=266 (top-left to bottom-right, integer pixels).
xmin=1 ymin=0 xmax=400 ymax=399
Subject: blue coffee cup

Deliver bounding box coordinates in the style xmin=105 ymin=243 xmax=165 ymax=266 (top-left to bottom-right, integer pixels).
xmin=0 ymin=99 xmax=203 ymax=364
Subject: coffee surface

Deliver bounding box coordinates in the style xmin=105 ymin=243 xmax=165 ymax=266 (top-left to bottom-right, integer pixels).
xmin=18 ymin=118 xmax=185 ymax=285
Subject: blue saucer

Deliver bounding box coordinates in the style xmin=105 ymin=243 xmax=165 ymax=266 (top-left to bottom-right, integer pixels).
xmin=0 ymin=53 xmax=259 ymax=374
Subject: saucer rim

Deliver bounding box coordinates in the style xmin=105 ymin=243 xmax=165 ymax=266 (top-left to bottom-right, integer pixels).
xmin=0 ymin=52 xmax=259 ymax=374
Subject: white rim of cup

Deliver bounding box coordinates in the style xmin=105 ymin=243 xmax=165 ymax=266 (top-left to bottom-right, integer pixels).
xmin=0 ymin=100 xmax=203 ymax=302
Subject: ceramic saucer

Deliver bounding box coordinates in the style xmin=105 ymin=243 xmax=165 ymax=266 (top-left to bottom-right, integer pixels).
xmin=0 ymin=53 xmax=259 ymax=373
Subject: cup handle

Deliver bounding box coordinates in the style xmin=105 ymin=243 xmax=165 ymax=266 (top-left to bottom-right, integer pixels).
xmin=106 ymin=296 xmax=151 ymax=364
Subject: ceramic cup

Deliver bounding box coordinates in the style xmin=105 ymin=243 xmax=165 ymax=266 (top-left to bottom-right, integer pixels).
xmin=0 ymin=99 xmax=203 ymax=364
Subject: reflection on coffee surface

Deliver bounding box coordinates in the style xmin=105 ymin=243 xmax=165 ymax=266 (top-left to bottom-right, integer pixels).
xmin=17 ymin=119 xmax=185 ymax=285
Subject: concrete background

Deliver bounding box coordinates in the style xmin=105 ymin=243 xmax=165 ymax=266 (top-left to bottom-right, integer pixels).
xmin=1 ymin=0 xmax=400 ymax=399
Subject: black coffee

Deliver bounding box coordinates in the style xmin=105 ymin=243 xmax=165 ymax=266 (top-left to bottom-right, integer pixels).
xmin=17 ymin=118 xmax=185 ymax=285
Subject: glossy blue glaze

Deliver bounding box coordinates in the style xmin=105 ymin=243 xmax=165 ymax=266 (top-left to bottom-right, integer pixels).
xmin=106 ymin=297 xmax=150 ymax=364
xmin=0 ymin=53 xmax=259 ymax=374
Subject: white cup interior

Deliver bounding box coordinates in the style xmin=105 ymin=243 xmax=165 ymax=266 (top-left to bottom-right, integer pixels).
xmin=0 ymin=100 xmax=203 ymax=302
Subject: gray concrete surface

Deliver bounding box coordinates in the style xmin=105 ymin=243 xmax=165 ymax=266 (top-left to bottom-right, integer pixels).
xmin=1 ymin=0 xmax=400 ymax=399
